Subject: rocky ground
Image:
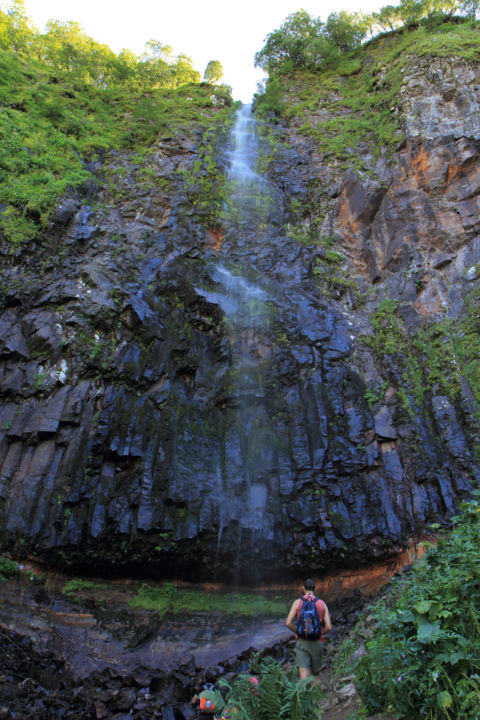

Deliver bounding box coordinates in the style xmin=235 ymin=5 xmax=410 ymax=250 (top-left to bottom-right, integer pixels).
xmin=0 ymin=572 xmax=395 ymax=719
xmin=0 ymin=629 xmax=397 ymax=720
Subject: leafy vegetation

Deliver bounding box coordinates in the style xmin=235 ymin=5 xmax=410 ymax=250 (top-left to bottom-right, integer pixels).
xmin=0 ymin=555 xmax=19 ymax=581
xmin=128 ymin=582 xmax=286 ymax=618
xmin=255 ymin=0 xmax=479 ymax=77
xmin=255 ymin=6 xmax=480 ymax=167
xmin=352 ymin=495 xmax=480 ymax=719
xmin=254 ymin=9 xmax=369 ymax=76
xmin=0 ymin=1 xmax=232 ymax=246
xmin=220 ymin=654 xmax=324 ymax=720
xmin=204 ymin=59 xmax=223 ymax=84
xmin=62 ymin=578 xmax=109 ymax=597
xmin=362 ymin=293 xmax=480 ymax=421
xmin=180 ymin=106 xmax=238 ymax=225
xmin=1 ymin=1 xmax=200 ymax=90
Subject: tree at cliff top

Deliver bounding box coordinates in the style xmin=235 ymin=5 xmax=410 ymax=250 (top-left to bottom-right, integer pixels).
xmin=255 ymin=0 xmax=479 ymax=76
xmin=254 ymin=8 xmax=369 ymax=74
xmin=0 ymin=0 xmax=230 ymax=245
xmin=204 ymin=60 xmax=224 ymax=84
xmin=0 ymin=1 xmax=200 ymax=89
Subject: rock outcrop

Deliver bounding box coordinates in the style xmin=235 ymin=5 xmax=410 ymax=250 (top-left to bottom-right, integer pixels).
xmin=0 ymin=30 xmax=479 ymax=583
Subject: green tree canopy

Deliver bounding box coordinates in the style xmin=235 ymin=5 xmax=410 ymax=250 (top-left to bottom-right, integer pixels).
xmin=40 ymin=19 xmax=117 ymax=86
xmin=0 ymin=0 xmax=35 ymax=52
xmin=254 ymin=10 xmax=335 ymax=74
xmin=0 ymin=2 xmax=202 ymax=91
xmin=169 ymin=53 xmax=200 ymax=86
xmin=203 ymin=59 xmax=223 ymax=84
xmin=138 ymin=41 xmax=199 ymax=88
xmin=324 ymin=10 xmax=370 ymax=51
xmin=371 ymin=4 xmax=404 ymax=32
xmin=460 ymin=0 xmax=480 ymax=16
xmin=255 ymin=0 xmax=479 ymax=81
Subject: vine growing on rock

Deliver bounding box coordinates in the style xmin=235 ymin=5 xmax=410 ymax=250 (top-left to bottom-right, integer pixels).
xmin=0 ymin=556 xmax=19 ymax=581
xmin=179 ymin=106 xmax=238 ymax=226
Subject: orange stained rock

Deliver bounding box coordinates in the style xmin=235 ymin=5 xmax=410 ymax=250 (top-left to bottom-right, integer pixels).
xmin=202 ymin=582 xmax=221 ymax=592
xmin=384 ymin=386 xmax=397 ymax=402
xmin=255 ymin=539 xmax=433 ymax=601
xmin=205 ymin=227 xmax=224 ymax=253
xmin=159 ymin=206 xmax=173 ymax=229
xmin=336 ymin=198 xmax=364 ymax=240
xmin=409 ymin=145 xmax=432 ymax=187
xmin=446 ymin=161 xmax=463 ymax=188
xmin=47 ymin=610 xmax=96 ymax=627
xmin=21 ymin=537 xmax=433 ymax=605
xmin=415 ymin=282 xmax=444 ymax=317
xmin=300 ymin=541 xmax=430 ymax=602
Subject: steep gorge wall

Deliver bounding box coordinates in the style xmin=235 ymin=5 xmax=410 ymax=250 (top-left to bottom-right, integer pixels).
xmin=1 ymin=31 xmax=479 ymax=584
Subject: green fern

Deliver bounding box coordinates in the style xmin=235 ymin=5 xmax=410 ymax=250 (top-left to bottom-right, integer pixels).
xmin=221 ymin=655 xmax=324 ymax=720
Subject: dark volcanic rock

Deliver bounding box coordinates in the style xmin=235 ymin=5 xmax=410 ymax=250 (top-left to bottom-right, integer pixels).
xmin=0 ymin=575 xmax=293 ymax=719
xmin=0 ymin=51 xmax=479 ymax=584
xmin=53 ymin=197 xmax=78 ymax=225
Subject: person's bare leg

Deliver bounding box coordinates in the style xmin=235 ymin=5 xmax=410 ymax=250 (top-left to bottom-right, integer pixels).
xmin=298 ymin=667 xmax=311 ymax=680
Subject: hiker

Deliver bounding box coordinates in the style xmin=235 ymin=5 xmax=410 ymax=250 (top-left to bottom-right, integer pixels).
xmin=285 ymin=578 xmax=332 ymax=679
xmin=191 ymin=670 xmax=227 ymax=719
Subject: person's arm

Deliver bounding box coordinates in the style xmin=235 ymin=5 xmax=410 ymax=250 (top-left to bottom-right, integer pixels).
xmin=323 ymin=604 xmax=332 ymax=634
xmin=285 ymin=599 xmax=300 ymax=634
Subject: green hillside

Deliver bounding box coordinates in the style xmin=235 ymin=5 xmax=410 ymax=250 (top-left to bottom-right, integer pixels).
xmin=0 ymin=3 xmax=232 ymax=246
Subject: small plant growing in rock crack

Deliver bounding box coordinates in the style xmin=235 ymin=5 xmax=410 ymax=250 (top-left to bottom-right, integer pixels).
xmin=62 ymin=579 xmax=108 ymax=598
xmin=32 ymin=371 xmax=46 ymax=391
xmin=0 ymin=557 xmax=19 ymax=582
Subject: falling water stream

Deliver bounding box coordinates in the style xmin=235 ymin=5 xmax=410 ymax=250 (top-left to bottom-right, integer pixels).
xmin=199 ymin=104 xmax=281 ymax=579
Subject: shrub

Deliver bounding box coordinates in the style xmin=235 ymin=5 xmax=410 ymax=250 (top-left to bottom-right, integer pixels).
xmin=354 ymin=493 xmax=480 ymax=719
xmin=221 ymin=655 xmax=324 ymax=720
xmin=0 ymin=556 xmax=19 ymax=581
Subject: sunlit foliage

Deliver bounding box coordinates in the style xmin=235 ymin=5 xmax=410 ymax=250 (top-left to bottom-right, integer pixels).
xmin=255 ymin=0 xmax=479 ymax=77
xmin=204 ymin=59 xmax=224 ymax=84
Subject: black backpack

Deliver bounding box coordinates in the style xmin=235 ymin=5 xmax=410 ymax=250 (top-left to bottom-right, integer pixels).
xmin=297 ymin=596 xmax=322 ymax=639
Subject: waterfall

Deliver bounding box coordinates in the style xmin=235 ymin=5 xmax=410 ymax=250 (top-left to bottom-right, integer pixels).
xmin=226 ymin=103 xmax=262 ymax=184
xmin=223 ymin=103 xmax=277 ymax=230
xmin=222 ymin=103 xmax=274 ymax=511
xmin=200 ymin=104 xmax=280 ymax=579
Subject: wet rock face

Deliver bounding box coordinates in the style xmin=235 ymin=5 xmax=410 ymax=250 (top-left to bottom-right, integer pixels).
xmin=0 ymin=55 xmax=479 ymax=583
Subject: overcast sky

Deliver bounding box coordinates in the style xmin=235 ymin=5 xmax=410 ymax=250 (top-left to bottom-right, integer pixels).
xmin=21 ymin=0 xmax=386 ymax=102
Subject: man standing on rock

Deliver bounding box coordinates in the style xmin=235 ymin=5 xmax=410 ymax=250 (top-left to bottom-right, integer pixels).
xmin=285 ymin=578 xmax=332 ymax=679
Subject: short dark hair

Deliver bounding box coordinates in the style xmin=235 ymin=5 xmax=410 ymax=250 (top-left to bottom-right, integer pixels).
xmin=205 ymin=669 xmax=216 ymax=683
xmin=304 ymin=578 xmax=315 ymax=591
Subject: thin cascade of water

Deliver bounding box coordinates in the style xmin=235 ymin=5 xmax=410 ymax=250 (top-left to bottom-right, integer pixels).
xmin=212 ymin=104 xmax=279 ymax=579
xmin=225 ymin=104 xmax=263 ymax=185
xmin=223 ymin=103 xmax=277 ymax=229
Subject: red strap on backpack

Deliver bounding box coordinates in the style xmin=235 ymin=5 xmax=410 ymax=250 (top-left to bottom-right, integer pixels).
xmin=296 ymin=594 xmax=326 ymax=640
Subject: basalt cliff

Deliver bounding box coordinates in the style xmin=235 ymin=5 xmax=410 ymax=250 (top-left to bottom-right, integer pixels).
xmin=1 ymin=22 xmax=480 ymax=585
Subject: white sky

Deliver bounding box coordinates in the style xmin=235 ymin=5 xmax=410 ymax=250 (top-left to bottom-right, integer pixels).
xmin=21 ymin=0 xmax=386 ymax=102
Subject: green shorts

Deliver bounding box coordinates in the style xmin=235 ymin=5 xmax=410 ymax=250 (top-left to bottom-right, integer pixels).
xmin=295 ymin=637 xmax=325 ymax=674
